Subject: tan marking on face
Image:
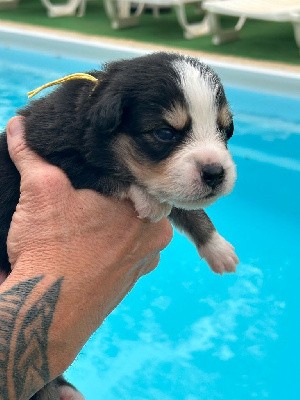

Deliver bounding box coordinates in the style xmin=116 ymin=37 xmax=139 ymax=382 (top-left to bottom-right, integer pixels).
xmin=115 ymin=135 xmax=169 ymax=180
xmin=218 ymin=105 xmax=231 ymax=128
xmin=114 ymin=135 xmax=176 ymax=195
xmin=163 ymin=103 xmax=189 ymax=130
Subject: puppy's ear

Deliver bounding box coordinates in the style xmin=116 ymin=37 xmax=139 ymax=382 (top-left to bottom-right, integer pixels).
xmin=88 ymin=87 xmax=123 ymax=135
xmin=84 ymin=86 xmax=123 ymax=165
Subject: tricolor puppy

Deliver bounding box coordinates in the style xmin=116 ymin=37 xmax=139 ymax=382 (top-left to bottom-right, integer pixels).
xmin=0 ymin=52 xmax=238 ymax=399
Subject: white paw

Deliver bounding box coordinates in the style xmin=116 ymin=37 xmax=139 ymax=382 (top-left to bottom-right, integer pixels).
xmin=127 ymin=185 xmax=172 ymax=222
xmin=198 ymin=232 xmax=239 ymax=274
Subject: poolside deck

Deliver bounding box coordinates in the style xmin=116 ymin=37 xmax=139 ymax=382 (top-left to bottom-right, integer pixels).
xmin=0 ymin=0 xmax=299 ymax=71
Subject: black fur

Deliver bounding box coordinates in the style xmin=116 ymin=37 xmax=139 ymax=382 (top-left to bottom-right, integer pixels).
xmin=1 ymin=52 xmax=225 ymax=271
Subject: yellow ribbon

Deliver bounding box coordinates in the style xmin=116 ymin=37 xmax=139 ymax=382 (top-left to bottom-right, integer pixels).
xmin=28 ymin=73 xmax=99 ymax=98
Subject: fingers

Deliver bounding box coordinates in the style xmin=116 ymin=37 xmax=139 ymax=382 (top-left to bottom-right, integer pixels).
xmin=145 ymin=218 xmax=173 ymax=253
xmin=135 ymin=220 xmax=173 ymax=276
xmin=143 ymin=253 xmax=160 ymax=275
xmin=58 ymin=385 xmax=85 ymax=400
xmin=6 ymin=116 xmax=50 ymax=175
xmin=156 ymin=218 xmax=173 ymax=251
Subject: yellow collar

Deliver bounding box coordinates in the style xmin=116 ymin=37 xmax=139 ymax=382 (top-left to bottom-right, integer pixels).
xmin=28 ymin=73 xmax=98 ymax=98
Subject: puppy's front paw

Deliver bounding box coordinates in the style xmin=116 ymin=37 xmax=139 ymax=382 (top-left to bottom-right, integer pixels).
xmin=198 ymin=232 xmax=239 ymax=274
xmin=127 ymin=186 xmax=172 ymax=222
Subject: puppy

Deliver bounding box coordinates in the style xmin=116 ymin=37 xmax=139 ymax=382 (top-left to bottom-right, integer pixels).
xmin=0 ymin=52 xmax=238 ymax=399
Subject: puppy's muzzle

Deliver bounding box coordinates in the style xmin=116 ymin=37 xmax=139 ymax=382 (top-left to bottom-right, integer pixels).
xmin=201 ymin=163 xmax=225 ymax=189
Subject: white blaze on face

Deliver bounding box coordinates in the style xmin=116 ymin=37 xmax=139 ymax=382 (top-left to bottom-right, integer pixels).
xmin=173 ymin=60 xmax=219 ymax=142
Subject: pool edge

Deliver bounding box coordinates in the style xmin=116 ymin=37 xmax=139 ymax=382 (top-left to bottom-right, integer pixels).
xmin=1 ymin=24 xmax=300 ymax=97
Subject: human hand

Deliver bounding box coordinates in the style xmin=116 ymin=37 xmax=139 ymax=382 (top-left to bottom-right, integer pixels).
xmin=4 ymin=116 xmax=173 ymax=385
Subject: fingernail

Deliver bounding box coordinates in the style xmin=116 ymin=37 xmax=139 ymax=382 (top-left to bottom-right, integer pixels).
xmin=7 ymin=116 xmax=23 ymax=137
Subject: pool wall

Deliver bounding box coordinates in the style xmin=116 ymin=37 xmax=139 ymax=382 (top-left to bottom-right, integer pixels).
xmin=1 ymin=25 xmax=300 ymax=97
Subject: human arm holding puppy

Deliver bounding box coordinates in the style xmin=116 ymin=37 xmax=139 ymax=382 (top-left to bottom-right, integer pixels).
xmin=0 ymin=117 xmax=172 ymax=399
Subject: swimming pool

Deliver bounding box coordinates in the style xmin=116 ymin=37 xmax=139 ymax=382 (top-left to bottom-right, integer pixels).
xmin=1 ymin=40 xmax=300 ymax=400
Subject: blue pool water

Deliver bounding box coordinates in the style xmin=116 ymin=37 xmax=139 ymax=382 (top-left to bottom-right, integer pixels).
xmin=1 ymin=45 xmax=300 ymax=400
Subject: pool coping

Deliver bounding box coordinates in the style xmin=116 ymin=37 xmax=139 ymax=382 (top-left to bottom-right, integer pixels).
xmin=1 ymin=21 xmax=300 ymax=97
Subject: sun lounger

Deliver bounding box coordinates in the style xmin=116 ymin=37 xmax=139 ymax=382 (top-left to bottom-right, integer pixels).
xmin=104 ymin=0 xmax=210 ymax=39
xmin=40 ymin=0 xmax=87 ymax=17
xmin=202 ymin=0 xmax=300 ymax=49
xmin=0 ymin=0 xmax=19 ymax=10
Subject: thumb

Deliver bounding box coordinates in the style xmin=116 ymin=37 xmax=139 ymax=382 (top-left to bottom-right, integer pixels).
xmin=6 ymin=116 xmax=48 ymax=175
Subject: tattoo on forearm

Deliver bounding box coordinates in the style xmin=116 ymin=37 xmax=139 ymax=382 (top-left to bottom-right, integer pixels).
xmin=0 ymin=277 xmax=42 ymax=400
xmin=0 ymin=277 xmax=63 ymax=400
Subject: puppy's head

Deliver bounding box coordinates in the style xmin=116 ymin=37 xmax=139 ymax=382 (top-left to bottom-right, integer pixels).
xmin=86 ymin=52 xmax=236 ymax=209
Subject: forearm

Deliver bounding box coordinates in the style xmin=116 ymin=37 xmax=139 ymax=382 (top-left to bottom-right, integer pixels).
xmin=0 ymin=273 xmax=70 ymax=400
xmin=0 ymin=264 xmax=100 ymax=400
xmin=0 ymin=259 xmax=114 ymax=400
xmin=0 ymin=246 xmax=162 ymax=400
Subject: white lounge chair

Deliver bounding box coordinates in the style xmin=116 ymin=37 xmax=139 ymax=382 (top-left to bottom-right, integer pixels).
xmin=0 ymin=0 xmax=19 ymax=9
xmin=41 ymin=0 xmax=87 ymax=17
xmin=202 ymin=0 xmax=300 ymax=49
xmin=104 ymin=0 xmax=210 ymax=39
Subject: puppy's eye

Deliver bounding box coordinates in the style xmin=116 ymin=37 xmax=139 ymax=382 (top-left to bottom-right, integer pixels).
xmin=153 ymin=128 xmax=179 ymax=143
xmin=225 ymin=121 xmax=234 ymax=140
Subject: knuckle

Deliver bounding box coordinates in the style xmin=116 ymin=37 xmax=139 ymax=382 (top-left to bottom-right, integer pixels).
xmin=144 ymin=254 xmax=160 ymax=275
xmin=159 ymin=220 xmax=173 ymax=250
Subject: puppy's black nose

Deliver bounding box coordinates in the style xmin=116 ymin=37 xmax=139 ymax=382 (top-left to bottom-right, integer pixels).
xmin=202 ymin=163 xmax=225 ymax=189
